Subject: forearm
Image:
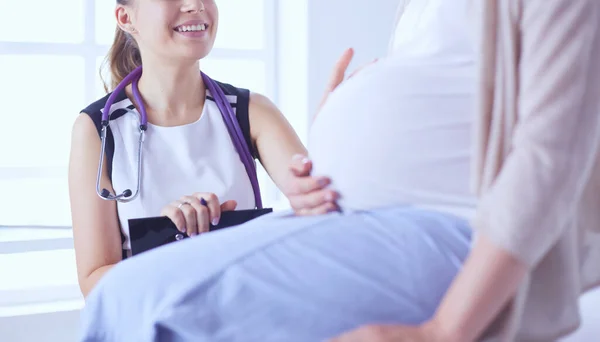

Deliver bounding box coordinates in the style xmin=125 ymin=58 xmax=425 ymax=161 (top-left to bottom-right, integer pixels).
xmin=80 ymin=264 xmax=116 ymax=298
xmin=260 ymin=138 xmax=307 ymax=191
xmin=431 ymin=234 xmax=528 ymax=342
xmin=249 ymin=93 xmax=308 ymax=192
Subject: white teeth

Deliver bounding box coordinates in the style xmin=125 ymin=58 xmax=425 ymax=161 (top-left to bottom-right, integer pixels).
xmin=177 ymin=24 xmax=206 ymax=32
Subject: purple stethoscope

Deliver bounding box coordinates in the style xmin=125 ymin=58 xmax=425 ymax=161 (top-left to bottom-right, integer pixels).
xmin=95 ymin=66 xmax=263 ymax=209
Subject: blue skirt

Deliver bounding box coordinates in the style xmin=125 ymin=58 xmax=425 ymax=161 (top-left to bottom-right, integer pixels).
xmin=79 ymin=206 xmax=472 ymax=342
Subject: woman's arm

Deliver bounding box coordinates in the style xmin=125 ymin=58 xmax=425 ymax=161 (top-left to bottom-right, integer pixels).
xmin=69 ymin=114 xmax=123 ymax=298
xmin=248 ymin=93 xmax=308 ymax=190
xmin=426 ymin=236 xmax=527 ymax=341
xmin=248 ymin=50 xmax=356 ymax=214
xmin=431 ymin=0 xmax=600 ymax=340
xmin=248 ymin=93 xmax=339 ymax=214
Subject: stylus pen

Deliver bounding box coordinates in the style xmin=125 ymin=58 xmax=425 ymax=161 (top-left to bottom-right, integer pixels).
xmin=200 ymin=197 xmax=219 ymax=226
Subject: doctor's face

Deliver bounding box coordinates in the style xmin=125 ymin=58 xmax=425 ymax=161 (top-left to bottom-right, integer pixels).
xmin=117 ymin=0 xmax=219 ymax=62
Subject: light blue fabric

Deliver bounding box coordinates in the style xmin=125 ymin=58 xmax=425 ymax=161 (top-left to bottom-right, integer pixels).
xmin=79 ymin=206 xmax=472 ymax=342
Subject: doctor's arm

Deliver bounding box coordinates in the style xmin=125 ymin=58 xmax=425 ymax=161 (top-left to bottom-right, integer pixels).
xmin=248 ymin=93 xmax=338 ymax=214
xmin=248 ymin=50 xmax=354 ymax=215
xmin=68 ymin=114 xmax=123 ymax=298
xmin=333 ymin=0 xmax=600 ymax=341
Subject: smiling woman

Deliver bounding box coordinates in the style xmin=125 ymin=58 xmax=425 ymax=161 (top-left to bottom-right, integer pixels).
xmin=68 ymin=0 xmax=327 ymax=300
xmin=0 ymin=0 xmax=281 ymax=337
xmin=0 ymin=0 xmax=278 ymax=228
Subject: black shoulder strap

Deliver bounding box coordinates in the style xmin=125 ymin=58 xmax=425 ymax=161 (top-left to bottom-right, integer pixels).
xmin=212 ymin=81 xmax=259 ymax=160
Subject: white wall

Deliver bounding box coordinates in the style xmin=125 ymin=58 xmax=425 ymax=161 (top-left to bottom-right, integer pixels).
xmin=276 ymin=0 xmax=399 ymax=144
xmin=305 ymin=0 xmax=399 ymax=119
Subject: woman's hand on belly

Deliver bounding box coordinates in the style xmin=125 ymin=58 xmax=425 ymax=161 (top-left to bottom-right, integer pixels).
xmin=315 ymin=48 xmax=355 ymax=122
xmin=314 ymin=48 xmax=379 ymax=124
xmin=160 ymin=193 xmax=237 ymax=236
xmin=284 ymin=154 xmax=339 ymax=216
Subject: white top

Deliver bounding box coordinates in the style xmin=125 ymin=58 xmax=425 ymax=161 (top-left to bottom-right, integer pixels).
xmin=388 ymin=0 xmax=474 ymax=59
xmin=103 ymin=90 xmax=256 ymax=251
xmin=308 ymin=0 xmax=477 ymax=219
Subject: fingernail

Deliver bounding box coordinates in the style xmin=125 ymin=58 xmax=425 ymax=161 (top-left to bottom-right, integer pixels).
xmin=325 ymin=193 xmax=335 ymax=201
xmin=212 ymin=218 xmax=219 ymax=226
xmin=302 ymin=157 xmax=310 ymax=165
xmin=292 ymin=154 xmax=304 ymax=161
xmin=200 ymin=198 xmax=207 ymax=206
xmin=318 ymin=178 xmax=330 ymax=187
xmin=181 ymin=227 xmax=187 ymax=233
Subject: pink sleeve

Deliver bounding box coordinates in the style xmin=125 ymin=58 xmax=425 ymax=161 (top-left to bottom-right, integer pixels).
xmin=473 ymin=0 xmax=600 ymax=266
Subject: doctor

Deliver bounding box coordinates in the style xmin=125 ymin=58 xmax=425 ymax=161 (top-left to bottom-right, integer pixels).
xmin=68 ymin=0 xmax=339 ymax=297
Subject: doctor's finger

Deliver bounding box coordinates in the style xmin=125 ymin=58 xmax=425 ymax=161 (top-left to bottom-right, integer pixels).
xmin=289 ymin=154 xmax=312 ymax=176
xmin=181 ymin=196 xmax=208 ymax=234
xmin=194 ymin=204 xmax=211 ymax=234
xmin=162 ymin=205 xmax=187 ymax=233
xmin=178 ymin=202 xmax=198 ymax=237
xmin=193 ymin=192 xmax=221 ymax=226
xmin=296 ymin=202 xmax=339 ymax=216
xmin=289 ymin=189 xmax=338 ymax=211
xmin=289 ymin=176 xmax=331 ymax=195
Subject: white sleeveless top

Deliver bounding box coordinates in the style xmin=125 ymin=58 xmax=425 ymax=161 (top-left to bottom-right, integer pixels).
xmin=308 ymin=0 xmax=477 ymax=219
xmin=85 ymin=85 xmax=256 ymax=252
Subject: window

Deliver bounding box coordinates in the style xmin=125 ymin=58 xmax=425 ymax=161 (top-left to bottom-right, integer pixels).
xmin=0 ymin=0 xmax=281 ymax=307
xmin=0 ymin=0 xmax=280 ymax=229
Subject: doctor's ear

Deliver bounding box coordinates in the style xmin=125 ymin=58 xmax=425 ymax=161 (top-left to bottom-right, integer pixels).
xmin=115 ymin=6 xmax=136 ymax=33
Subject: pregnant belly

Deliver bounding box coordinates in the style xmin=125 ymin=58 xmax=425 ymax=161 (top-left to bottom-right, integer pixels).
xmin=308 ymin=57 xmax=477 ymax=212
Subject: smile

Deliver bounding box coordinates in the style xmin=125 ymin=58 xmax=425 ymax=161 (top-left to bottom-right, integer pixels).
xmin=175 ymin=24 xmax=208 ymax=32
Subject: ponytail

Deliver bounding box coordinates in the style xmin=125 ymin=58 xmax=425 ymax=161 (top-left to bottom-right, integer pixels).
xmin=100 ymin=25 xmax=142 ymax=93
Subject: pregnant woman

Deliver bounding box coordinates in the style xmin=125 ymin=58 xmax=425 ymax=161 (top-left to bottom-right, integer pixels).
xmin=78 ymin=1 xmax=476 ymax=341
xmin=78 ymin=0 xmax=600 ymax=341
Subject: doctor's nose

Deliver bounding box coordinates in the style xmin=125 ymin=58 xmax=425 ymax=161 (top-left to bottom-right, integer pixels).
xmin=182 ymin=0 xmax=205 ymax=13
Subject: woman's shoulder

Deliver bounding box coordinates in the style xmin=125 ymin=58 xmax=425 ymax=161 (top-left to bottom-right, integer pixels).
xmin=79 ymin=90 xmax=133 ymax=132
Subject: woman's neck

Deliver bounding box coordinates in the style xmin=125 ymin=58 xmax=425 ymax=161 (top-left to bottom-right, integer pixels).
xmin=132 ymin=58 xmax=206 ymax=126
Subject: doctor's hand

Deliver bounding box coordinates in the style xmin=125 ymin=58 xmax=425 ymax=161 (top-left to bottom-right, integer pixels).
xmin=160 ymin=193 xmax=237 ymax=236
xmin=285 ymin=154 xmax=339 ymax=216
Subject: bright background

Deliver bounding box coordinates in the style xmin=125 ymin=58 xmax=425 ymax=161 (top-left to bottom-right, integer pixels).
xmin=1 ymin=1 xmax=598 ymax=341
xmin=0 ymin=0 xmax=399 ymax=341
